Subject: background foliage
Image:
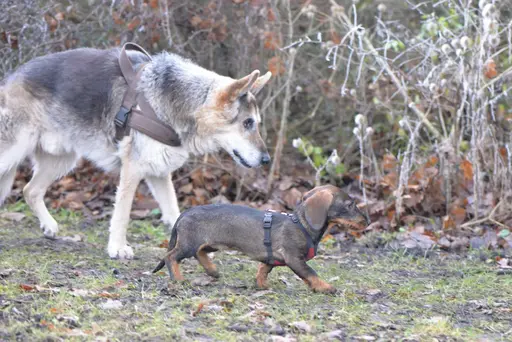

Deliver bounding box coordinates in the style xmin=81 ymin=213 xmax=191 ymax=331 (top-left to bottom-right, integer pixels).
xmin=2 ymin=0 xmax=512 ymax=249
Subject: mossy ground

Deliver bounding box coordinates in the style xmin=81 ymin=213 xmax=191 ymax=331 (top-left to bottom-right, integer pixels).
xmin=1 ymin=202 xmax=511 ymax=341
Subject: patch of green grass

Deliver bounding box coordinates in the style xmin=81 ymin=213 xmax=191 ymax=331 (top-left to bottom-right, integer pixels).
xmin=131 ymin=220 xmax=167 ymax=241
xmin=1 ymin=202 xmax=511 ymax=341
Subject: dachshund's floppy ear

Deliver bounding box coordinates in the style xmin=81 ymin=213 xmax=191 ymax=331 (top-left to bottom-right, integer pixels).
xmin=304 ymin=189 xmax=334 ymax=230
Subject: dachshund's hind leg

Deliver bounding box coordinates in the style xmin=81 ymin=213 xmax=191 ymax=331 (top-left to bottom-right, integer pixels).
xmin=164 ymin=249 xmax=184 ymax=281
xmin=196 ymin=245 xmax=219 ymax=278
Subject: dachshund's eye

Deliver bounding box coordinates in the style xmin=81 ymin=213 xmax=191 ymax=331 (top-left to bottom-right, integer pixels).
xmin=243 ymin=118 xmax=254 ymax=130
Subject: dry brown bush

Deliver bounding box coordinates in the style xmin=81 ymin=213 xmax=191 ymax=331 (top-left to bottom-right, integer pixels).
xmin=2 ymin=0 xmax=511 ymax=233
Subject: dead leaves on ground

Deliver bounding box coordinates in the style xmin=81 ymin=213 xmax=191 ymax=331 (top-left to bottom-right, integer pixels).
xmin=19 ymin=284 xmax=121 ymax=301
xmin=191 ymin=299 xmax=234 ymax=317
xmin=359 ymin=152 xmax=511 ymax=252
xmin=6 ymin=149 xmax=511 ymax=254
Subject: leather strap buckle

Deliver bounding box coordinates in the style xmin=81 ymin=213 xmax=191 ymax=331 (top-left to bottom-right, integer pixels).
xmin=115 ymin=106 xmax=131 ymax=128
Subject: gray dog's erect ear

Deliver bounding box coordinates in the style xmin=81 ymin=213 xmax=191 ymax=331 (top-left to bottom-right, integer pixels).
xmin=304 ymin=189 xmax=334 ymax=230
xmin=221 ymin=70 xmax=260 ymax=103
xmin=250 ymin=71 xmax=272 ymax=95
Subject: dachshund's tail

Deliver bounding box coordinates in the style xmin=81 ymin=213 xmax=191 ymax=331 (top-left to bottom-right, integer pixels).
xmin=152 ymin=227 xmax=178 ymax=273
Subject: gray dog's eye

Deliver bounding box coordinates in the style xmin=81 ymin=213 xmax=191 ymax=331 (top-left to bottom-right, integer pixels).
xmin=243 ymin=118 xmax=254 ymax=130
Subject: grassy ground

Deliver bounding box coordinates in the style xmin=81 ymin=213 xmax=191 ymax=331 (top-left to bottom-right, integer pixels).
xmin=1 ymin=202 xmax=512 ymax=342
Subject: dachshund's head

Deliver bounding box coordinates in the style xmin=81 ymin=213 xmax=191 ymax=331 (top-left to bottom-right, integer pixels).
xmin=298 ymin=185 xmax=370 ymax=232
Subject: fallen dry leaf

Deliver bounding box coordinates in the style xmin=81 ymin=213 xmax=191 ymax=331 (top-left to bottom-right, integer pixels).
xmin=191 ymin=275 xmax=216 ymax=286
xmin=100 ymin=299 xmax=123 ymax=310
xmin=58 ymin=234 xmax=83 ymax=243
xmin=20 ymin=284 xmax=60 ymax=293
xmin=289 ymin=321 xmax=312 ymax=333
xmin=484 ymin=58 xmax=498 ymax=79
xmin=460 ymin=159 xmax=473 ymax=181
xmin=20 ymin=284 xmax=35 ymax=291
xmin=321 ymin=234 xmax=334 ymax=243
xmin=98 ymin=292 xmax=120 ymax=299
xmin=443 ymin=216 xmax=456 ymax=230
xmin=267 ymin=56 xmax=285 ymax=76
xmin=382 ymin=153 xmax=397 ymax=171
xmin=450 ymin=206 xmax=466 ymax=226
xmin=283 ymin=188 xmax=302 ymax=209
xmin=191 ymin=299 xmax=232 ymax=317
xmin=130 ymin=209 xmax=150 ymax=219
xmin=192 ymin=302 xmax=205 ymax=317
xmin=70 ymin=289 xmax=92 ymax=297
xmin=278 ymin=177 xmax=294 ymax=191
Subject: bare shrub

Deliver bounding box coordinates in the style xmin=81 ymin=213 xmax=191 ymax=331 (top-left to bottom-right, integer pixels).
xmin=1 ymin=0 xmax=511 ymax=230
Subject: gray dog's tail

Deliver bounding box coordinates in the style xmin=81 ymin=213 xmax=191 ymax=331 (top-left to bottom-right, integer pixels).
xmin=152 ymin=227 xmax=178 ymax=273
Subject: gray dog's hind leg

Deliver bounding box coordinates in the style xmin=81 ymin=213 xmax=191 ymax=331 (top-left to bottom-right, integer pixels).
xmin=146 ymin=174 xmax=181 ymax=231
xmin=23 ymin=152 xmax=77 ymax=239
xmin=0 ymin=167 xmax=16 ymax=206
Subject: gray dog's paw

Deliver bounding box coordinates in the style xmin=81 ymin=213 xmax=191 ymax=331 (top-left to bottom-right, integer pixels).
xmin=41 ymin=221 xmax=58 ymax=240
xmin=108 ymin=243 xmax=134 ymax=260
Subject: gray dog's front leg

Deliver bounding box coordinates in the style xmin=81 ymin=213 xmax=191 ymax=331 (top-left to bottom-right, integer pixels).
xmin=108 ymin=151 xmax=143 ymax=259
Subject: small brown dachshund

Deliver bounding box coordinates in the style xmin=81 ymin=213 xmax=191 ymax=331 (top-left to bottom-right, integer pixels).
xmin=153 ymin=185 xmax=370 ymax=293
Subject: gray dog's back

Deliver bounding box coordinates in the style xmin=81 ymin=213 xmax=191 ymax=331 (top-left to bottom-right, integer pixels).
xmin=14 ymin=48 xmax=151 ymax=124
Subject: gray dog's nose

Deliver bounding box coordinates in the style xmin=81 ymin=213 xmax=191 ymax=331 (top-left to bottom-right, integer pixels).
xmin=261 ymin=153 xmax=271 ymax=165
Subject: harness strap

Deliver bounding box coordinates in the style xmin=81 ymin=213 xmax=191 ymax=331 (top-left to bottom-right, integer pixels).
xmin=263 ymin=211 xmax=317 ymax=266
xmin=115 ymin=42 xmax=181 ymax=147
xmin=292 ymin=214 xmax=318 ymax=259
xmin=263 ymin=212 xmax=274 ymax=265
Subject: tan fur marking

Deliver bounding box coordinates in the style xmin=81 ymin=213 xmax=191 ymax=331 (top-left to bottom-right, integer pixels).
xmin=197 ymin=244 xmax=218 ymax=277
xmin=169 ymin=257 xmax=184 ymax=281
xmin=256 ymin=263 xmax=273 ymax=289
xmin=306 ymin=276 xmax=335 ymax=293
xmin=194 ymin=103 xmax=230 ymax=136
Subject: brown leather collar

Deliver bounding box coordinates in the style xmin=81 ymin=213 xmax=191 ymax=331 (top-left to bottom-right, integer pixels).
xmin=114 ymin=42 xmax=181 ymax=147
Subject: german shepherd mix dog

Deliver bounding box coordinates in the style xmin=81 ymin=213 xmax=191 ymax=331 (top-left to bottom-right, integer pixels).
xmin=0 ymin=46 xmax=272 ymax=259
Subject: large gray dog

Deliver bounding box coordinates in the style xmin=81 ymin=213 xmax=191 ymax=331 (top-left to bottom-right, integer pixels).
xmin=0 ymin=45 xmax=272 ymax=259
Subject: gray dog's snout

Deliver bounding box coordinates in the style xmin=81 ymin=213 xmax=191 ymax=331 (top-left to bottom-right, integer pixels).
xmin=261 ymin=153 xmax=271 ymax=165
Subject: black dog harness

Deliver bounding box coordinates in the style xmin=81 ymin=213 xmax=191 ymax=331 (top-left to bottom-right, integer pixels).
xmin=263 ymin=210 xmax=317 ymax=266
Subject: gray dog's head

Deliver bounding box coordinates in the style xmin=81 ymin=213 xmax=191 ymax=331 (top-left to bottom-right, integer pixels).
xmin=145 ymin=53 xmax=272 ymax=168
xmin=198 ymin=70 xmax=272 ymax=168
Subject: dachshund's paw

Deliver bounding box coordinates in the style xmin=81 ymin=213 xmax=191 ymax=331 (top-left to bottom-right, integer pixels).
xmin=313 ymin=285 xmax=337 ymax=294
xmin=307 ymin=276 xmax=336 ymax=294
